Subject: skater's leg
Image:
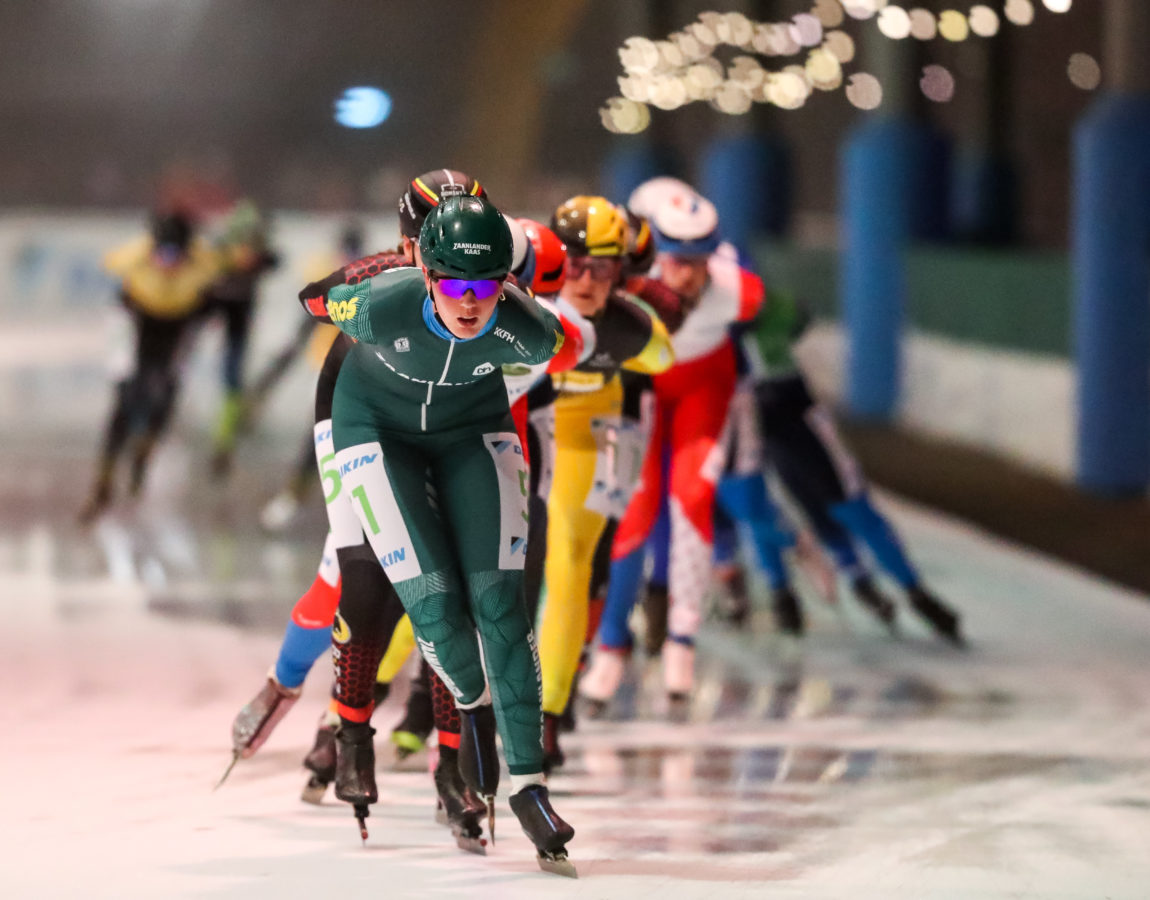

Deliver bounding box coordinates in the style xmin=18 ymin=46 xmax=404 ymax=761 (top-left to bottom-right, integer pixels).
xmin=384 ymin=627 xmax=434 ymax=758
xmin=597 ymin=410 xmax=665 ymax=651
xmin=663 ymin=360 xmax=736 ymax=663
xmin=330 ymin=538 xmax=406 ymax=722
xmin=830 ymin=493 xmax=920 ymax=589
xmin=275 ymin=532 xmax=343 ymax=689
xmin=211 ymin=300 xmax=254 ymax=474
xmin=334 ymin=440 xmax=488 ymax=713
xmin=538 ymin=442 xmax=607 ymax=718
xmin=376 ymin=614 xmax=416 ymax=684
xmin=439 ymin=429 xmax=543 ymax=779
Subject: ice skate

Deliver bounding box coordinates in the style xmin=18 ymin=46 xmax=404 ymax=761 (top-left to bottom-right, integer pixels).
xmin=230 ymin=674 xmax=301 ymax=760
xmin=508 ymin=783 xmax=577 ymax=878
xmin=391 ymin=673 xmax=432 ymax=761
xmin=714 ymin=564 xmax=750 ymax=626
xmin=300 ymin=713 xmax=339 ymax=804
xmin=334 ymin=722 xmax=377 ymax=842
xmin=433 ymin=746 xmax=487 ymax=854
xmin=579 ymin=645 xmax=629 ymax=719
xmin=663 ymin=640 xmax=694 ymax=722
xmin=907 ymin=585 xmax=965 ymax=647
xmin=772 ymin=585 xmax=805 ymax=636
xmin=542 ymin=712 xmax=565 ymax=775
xmin=851 ymin=575 xmax=898 ymax=632
xmin=458 ymin=703 xmax=499 ymax=841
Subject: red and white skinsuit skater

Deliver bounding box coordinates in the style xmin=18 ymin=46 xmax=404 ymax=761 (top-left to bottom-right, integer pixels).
xmin=609 ymin=193 xmax=763 ymax=698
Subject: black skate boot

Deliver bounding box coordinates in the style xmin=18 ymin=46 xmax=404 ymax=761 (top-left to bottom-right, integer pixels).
xmin=716 ymin=565 xmax=751 ymax=626
xmin=509 ymin=783 xmax=577 ymax=878
xmin=433 ymin=746 xmax=487 ymax=854
xmin=458 ymin=704 xmax=500 ymax=842
xmin=771 ymin=586 xmax=805 ymax=636
xmin=642 ymin=584 xmax=669 ymax=656
xmin=391 ymin=669 xmax=432 ymax=761
xmin=907 ymin=585 xmax=965 ymax=647
xmin=542 ymin=713 xmax=566 ymax=775
xmin=335 ymin=722 xmax=377 ymax=842
xmin=852 ymin=575 xmax=898 ymax=632
xmin=300 ymin=717 xmax=339 ymax=804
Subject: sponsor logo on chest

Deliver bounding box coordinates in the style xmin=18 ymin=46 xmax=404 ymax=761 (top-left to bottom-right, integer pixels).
xmin=494 ymin=327 xmax=516 ymax=343
xmin=394 ymin=337 xmax=410 ymax=352
xmin=472 ymin=362 xmax=496 ymax=376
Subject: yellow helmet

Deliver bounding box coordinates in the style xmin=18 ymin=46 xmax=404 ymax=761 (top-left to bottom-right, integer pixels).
xmin=550 ymin=195 xmax=627 ymax=258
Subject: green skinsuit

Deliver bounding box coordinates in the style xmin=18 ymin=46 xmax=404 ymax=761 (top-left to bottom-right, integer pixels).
xmin=327 ymin=268 xmax=562 ymax=774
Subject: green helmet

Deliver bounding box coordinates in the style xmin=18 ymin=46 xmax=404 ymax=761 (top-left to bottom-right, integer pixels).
xmin=419 ymin=194 xmax=513 ymax=280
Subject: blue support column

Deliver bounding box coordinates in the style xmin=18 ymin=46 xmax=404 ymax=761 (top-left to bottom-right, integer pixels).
xmin=602 ymin=142 xmax=672 ymax=206
xmin=840 ymin=118 xmax=937 ymax=420
xmin=1072 ymin=93 xmax=1150 ymax=493
xmin=700 ymin=133 xmax=791 ymax=252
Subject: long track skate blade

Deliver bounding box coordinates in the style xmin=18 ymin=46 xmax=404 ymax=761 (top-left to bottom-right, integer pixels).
xmin=213 ymin=752 xmax=241 ymax=791
xmin=537 ymin=850 xmax=577 ymax=878
xmin=354 ymin=805 xmax=370 ymax=844
xmin=485 ymin=797 xmax=496 ymax=845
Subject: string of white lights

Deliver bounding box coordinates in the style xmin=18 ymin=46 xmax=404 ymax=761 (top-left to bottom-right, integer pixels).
xmin=601 ymin=1 xmax=1092 ymax=133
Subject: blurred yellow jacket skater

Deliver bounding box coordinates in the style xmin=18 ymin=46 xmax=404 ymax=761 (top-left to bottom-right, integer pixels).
xmin=79 ymin=212 xmax=221 ymax=523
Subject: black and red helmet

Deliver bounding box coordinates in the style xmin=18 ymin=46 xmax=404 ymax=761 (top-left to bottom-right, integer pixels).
xmin=398 ymin=169 xmax=486 ymax=239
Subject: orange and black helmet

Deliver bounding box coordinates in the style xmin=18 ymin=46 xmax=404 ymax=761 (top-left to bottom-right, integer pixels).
xmin=550 ymin=195 xmax=627 ymax=258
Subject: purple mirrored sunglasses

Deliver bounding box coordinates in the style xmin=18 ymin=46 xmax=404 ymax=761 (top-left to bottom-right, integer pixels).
xmin=433 ymin=275 xmax=502 ymax=300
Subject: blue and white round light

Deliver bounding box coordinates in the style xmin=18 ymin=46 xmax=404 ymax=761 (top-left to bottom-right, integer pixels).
xmin=334 ymin=87 xmax=392 ymax=129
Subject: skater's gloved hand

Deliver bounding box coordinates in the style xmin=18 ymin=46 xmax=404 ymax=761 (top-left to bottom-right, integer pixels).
xmin=298 ymin=268 xmax=347 ymax=323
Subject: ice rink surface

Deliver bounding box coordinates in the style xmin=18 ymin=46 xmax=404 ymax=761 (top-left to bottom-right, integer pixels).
xmin=3 ymin=433 xmax=1150 ymax=900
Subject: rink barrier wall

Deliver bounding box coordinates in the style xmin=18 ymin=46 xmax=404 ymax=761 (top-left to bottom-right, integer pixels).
xmin=754 ymin=240 xmax=1078 ymax=481
xmin=0 ymin=210 xmax=400 ymax=442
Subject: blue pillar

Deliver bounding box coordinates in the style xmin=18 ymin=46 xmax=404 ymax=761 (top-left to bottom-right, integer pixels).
xmin=1072 ymin=93 xmax=1150 ymax=494
xmin=700 ymin=133 xmax=791 ymax=253
xmin=602 ymin=142 xmax=672 ymax=206
xmin=840 ymin=118 xmax=939 ymax=420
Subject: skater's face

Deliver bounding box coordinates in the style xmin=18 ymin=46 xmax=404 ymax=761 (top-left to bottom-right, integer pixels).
xmin=658 ymin=253 xmax=709 ymax=306
xmin=560 ymin=255 xmax=621 ymax=317
xmin=426 ymin=270 xmax=504 ymax=339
